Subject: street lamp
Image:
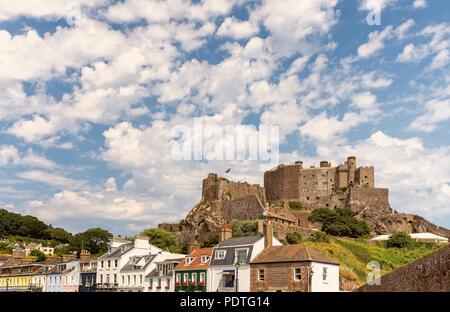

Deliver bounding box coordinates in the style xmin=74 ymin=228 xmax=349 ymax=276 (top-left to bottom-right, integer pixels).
xmin=307 ymin=268 xmax=314 ymax=292
xmin=234 ymin=263 xmax=240 ymax=292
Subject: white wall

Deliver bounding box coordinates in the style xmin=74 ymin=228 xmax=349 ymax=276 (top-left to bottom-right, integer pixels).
xmin=310 ymin=262 xmax=339 ymax=292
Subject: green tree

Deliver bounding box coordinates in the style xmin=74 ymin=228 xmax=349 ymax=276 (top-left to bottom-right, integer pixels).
xmin=200 ymin=235 xmax=219 ymax=247
xmin=231 ymin=220 xmax=259 ymax=237
xmin=30 ymin=249 xmax=46 ymax=262
xmin=141 ymin=228 xmax=179 ymax=252
xmin=285 ymin=232 xmax=303 ymax=244
xmin=309 ymin=208 xmax=370 ymax=238
xmin=46 ymin=227 xmax=73 ymax=244
xmin=386 ymin=232 xmax=412 ymax=248
xmin=71 ymin=228 xmax=113 ymax=255
xmin=288 ymin=201 xmax=302 ymax=211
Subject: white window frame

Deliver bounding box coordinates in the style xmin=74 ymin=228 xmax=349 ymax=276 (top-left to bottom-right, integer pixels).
xmin=215 ymin=249 xmax=226 ymax=260
xmin=185 ymin=257 xmax=195 ymax=265
xmin=191 ymin=272 xmax=197 ymax=285
xmin=200 ymin=255 xmax=210 ymax=263
xmin=294 ymin=268 xmax=302 ymax=281
xmin=258 ymin=268 xmax=265 ymax=281
xmin=235 ymin=248 xmax=249 ymax=264
xmin=199 ymin=272 xmax=205 ymax=283
xmin=323 ymin=267 xmax=328 ymax=281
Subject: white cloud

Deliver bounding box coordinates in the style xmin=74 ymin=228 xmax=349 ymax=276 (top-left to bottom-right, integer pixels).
xmin=409 ymin=99 xmax=450 ymax=132
xmin=413 ymin=0 xmax=427 ymax=9
xmin=217 ymin=17 xmax=258 ymax=39
xmin=16 ymin=170 xmax=86 ymax=189
xmin=359 ymin=0 xmax=397 ymax=12
xmin=0 ymin=145 xmax=20 ymax=165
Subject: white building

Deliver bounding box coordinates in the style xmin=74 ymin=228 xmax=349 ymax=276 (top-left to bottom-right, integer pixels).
xmin=208 ymin=225 xmax=282 ymax=292
xmin=24 ymin=243 xmax=54 ymax=256
xmin=147 ymin=257 xmax=184 ymax=292
xmin=371 ymin=232 xmax=448 ymax=244
xmin=96 ymin=236 xmax=163 ymax=292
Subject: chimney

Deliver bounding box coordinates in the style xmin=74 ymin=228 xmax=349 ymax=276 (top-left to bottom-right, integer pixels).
xmin=220 ymin=224 xmax=232 ymax=242
xmin=188 ymin=241 xmax=200 ymax=254
xmin=263 ymin=221 xmax=273 ymax=249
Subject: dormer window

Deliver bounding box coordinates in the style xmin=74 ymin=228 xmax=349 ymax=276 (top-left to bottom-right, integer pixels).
xmin=200 ymin=255 xmax=210 ymax=264
xmin=185 ymin=257 xmax=195 ymax=265
xmin=215 ymin=249 xmax=226 ymax=260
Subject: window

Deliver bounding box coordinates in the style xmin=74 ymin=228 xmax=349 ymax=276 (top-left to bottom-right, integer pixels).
xmin=133 ymin=275 xmax=137 ymax=285
xmin=185 ymin=257 xmax=195 ymax=265
xmin=323 ymin=267 xmax=328 ymax=280
xmin=236 ymin=249 xmax=248 ymax=264
xmin=101 ymin=261 xmax=104 ymax=268
xmin=100 ymin=275 xmax=103 ymax=284
xmin=140 ymin=275 xmax=143 ymax=284
xmin=166 ymin=278 xmax=170 ymax=288
xmin=215 ymin=249 xmax=226 ymax=260
xmin=191 ymin=273 xmax=197 ymax=286
xmin=114 ymin=274 xmax=117 ymax=284
xmin=115 ymin=260 xmax=118 ymax=267
xmin=108 ymin=260 xmax=111 ymax=268
xmin=157 ymin=278 xmax=162 ymax=288
xmin=258 ymin=269 xmax=265 ymax=281
xmin=176 ymin=273 xmax=181 ymax=284
xmin=122 ymin=276 xmax=124 ymax=284
xmin=294 ymin=268 xmax=302 ymax=281
xmin=106 ymin=274 xmax=110 ymax=284
xmin=200 ymin=255 xmax=210 ymax=263
xmin=127 ymin=275 xmax=130 ymax=285
xmin=199 ymin=272 xmax=205 ymax=284
xmin=183 ymin=273 xmax=189 ymax=285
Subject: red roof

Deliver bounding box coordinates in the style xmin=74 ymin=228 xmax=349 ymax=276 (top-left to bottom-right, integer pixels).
xmin=174 ymin=247 xmax=213 ymax=271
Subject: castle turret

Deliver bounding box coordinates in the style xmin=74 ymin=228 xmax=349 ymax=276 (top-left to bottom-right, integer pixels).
xmin=347 ymin=156 xmax=356 ymax=186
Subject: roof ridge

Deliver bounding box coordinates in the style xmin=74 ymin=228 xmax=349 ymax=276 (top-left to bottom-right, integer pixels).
xmin=304 ymin=245 xmax=312 ymax=261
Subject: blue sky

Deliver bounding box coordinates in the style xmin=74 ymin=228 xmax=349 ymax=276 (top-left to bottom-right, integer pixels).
xmin=0 ymin=0 xmax=449 ymax=235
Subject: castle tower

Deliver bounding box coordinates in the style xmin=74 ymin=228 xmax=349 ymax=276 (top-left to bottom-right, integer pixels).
xmin=347 ymin=156 xmax=356 ymax=186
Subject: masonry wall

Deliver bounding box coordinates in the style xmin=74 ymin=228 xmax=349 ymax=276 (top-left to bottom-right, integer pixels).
xmin=202 ymin=173 xmax=265 ymax=203
xmin=250 ymin=262 xmax=310 ymax=292
xmin=264 ymin=164 xmax=301 ymax=202
xmin=355 ymin=167 xmax=375 ymax=187
xmin=223 ymin=195 xmax=264 ymax=222
xmin=348 ymin=187 xmax=390 ymax=213
xmin=358 ymin=245 xmax=450 ymax=292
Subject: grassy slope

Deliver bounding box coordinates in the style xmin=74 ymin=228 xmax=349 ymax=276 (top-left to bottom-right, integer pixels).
xmin=304 ymin=237 xmax=440 ymax=286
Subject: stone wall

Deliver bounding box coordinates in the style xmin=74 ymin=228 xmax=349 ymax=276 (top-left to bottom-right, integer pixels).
xmin=257 ymin=220 xmax=318 ymax=240
xmin=381 ymin=214 xmax=450 ymax=238
xmin=202 ymin=173 xmax=265 ymax=203
xmin=223 ymin=195 xmax=264 ymax=223
xmin=348 ymin=187 xmax=390 ymax=213
xmin=358 ymin=245 xmax=450 ymax=292
xmin=250 ymin=262 xmax=310 ymax=292
xmin=264 ymin=164 xmax=301 ymax=201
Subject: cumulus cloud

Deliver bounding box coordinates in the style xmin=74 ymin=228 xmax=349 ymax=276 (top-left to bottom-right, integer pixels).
xmin=217 ymin=17 xmax=258 ymax=39
xmin=409 ymin=99 xmax=450 ymax=132
xmin=413 ymin=0 xmax=427 ymax=9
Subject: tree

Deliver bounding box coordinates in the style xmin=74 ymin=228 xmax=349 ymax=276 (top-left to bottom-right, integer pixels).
xmin=309 ymin=208 xmax=370 ymax=238
xmin=200 ymin=235 xmax=219 ymax=247
xmin=386 ymin=232 xmax=412 ymax=248
xmin=30 ymin=249 xmax=46 ymax=262
xmin=71 ymin=228 xmax=113 ymax=255
xmin=231 ymin=220 xmax=259 ymax=237
xmin=141 ymin=228 xmax=179 ymax=252
xmin=46 ymin=227 xmax=73 ymax=244
xmin=286 ymin=232 xmax=302 ymax=244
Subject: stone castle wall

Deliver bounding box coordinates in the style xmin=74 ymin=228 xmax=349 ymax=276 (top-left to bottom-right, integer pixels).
xmin=223 ymin=195 xmax=265 ymax=223
xmin=264 ymin=164 xmax=301 ymax=202
xmin=358 ymin=245 xmax=450 ymax=292
xmin=257 ymin=220 xmax=317 ymax=240
xmin=348 ymin=187 xmax=390 ymax=213
xmin=202 ymin=173 xmax=265 ymax=203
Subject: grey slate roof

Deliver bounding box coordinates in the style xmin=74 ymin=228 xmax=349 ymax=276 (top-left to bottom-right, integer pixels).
xmin=120 ymin=254 xmax=158 ymax=272
xmin=97 ymin=244 xmax=133 ymax=259
xmin=210 ymin=235 xmax=262 ymax=266
xmin=216 ymin=235 xmax=262 ymax=247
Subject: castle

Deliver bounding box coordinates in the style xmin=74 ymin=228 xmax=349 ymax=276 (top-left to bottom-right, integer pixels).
xmin=159 ymin=156 xmax=450 ymax=243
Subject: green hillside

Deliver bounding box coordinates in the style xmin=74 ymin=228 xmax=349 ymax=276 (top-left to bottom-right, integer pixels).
xmin=304 ymin=237 xmax=441 ymax=287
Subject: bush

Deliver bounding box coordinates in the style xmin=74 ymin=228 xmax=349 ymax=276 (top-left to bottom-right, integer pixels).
xmin=288 ymin=201 xmax=302 ymax=211
xmin=231 ymin=220 xmax=258 ymax=237
xmin=386 ymin=232 xmax=412 ymax=248
xmin=309 ymin=208 xmax=370 ymax=238
xmin=308 ymin=231 xmax=330 ymax=243
xmin=286 ymin=232 xmax=302 ymax=244
xmin=200 ymin=235 xmax=219 ymax=248
xmin=30 ymin=249 xmax=46 ymax=262
xmin=141 ymin=228 xmax=180 ymax=252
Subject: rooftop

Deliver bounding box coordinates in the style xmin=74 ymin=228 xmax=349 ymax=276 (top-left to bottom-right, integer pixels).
xmin=251 ymin=244 xmax=339 ymax=265
xmin=175 ymin=247 xmax=213 ymax=271
xmin=216 ymin=235 xmax=262 ymax=247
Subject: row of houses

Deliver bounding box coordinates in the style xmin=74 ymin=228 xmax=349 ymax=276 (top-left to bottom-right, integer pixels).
xmin=0 ymin=222 xmax=340 ymax=292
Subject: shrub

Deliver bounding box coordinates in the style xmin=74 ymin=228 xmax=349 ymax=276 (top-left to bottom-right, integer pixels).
xmin=386 ymin=232 xmax=412 ymax=248
xmin=231 ymin=220 xmax=258 ymax=237
xmin=308 ymin=231 xmax=330 ymax=243
xmin=309 ymin=208 xmax=370 ymax=238
xmin=286 ymin=232 xmax=302 ymax=244
xmin=288 ymin=201 xmax=302 ymax=211
xmin=30 ymin=249 xmax=46 ymax=262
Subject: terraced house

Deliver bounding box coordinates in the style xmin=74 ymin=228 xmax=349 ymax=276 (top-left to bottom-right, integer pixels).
xmin=174 ymin=247 xmax=213 ymax=292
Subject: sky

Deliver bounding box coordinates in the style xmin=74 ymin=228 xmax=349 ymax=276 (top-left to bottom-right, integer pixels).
xmin=0 ymin=0 xmax=449 ymax=235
